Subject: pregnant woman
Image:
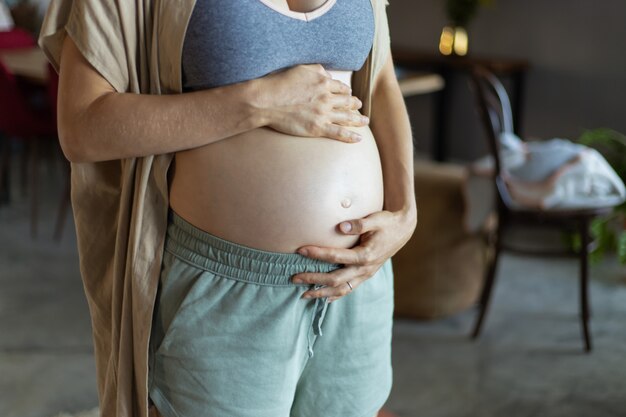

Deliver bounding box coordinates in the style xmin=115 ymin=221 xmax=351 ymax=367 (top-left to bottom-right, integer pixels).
xmin=40 ymin=0 xmax=416 ymax=416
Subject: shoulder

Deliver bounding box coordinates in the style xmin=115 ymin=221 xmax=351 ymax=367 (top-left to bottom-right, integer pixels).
xmin=39 ymin=0 xmax=133 ymax=93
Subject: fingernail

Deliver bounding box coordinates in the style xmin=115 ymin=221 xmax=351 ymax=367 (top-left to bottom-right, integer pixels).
xmin=352 ymin=134 xmax=362 ymax=142
xmin=291 ymin=278 xmax=303 ymax=284
xmin=302 ymin=293 xmax=313 ymax=299
xmin=340 ymin=222 xmax=352 ymax=232
xmin=298 ymin=249 xmax=308 ymax=256
xmin=361 ymin=116 xmax=369 ymax=124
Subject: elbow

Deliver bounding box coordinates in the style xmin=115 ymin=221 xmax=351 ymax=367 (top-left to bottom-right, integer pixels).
xmin=57 ymin=121 xmax=88 ymax=163
xmin=57 ymin=105 xmax=103 ymax=163
xmin=58 ymin=122 xmax=106 ymax=163
xmin=57 ymin=99 xmax=86 ymax=162
xmin=56 ymin=89 xmax=118 ymax=163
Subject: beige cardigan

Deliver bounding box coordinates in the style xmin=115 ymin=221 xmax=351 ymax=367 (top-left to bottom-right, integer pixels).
xmin=38 ymin=1 xmax=391 ymax=416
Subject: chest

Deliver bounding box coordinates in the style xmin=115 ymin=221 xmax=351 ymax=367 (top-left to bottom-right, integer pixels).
xmin=181 ymin=0 xmax=375 ymax=90
xmin=265 ymin=0 xmax=329 ymax=12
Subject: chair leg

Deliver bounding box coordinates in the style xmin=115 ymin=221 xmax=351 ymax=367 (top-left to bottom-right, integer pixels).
xmin=29 ymin=139 xmax=40 ymax=238
xmin=579 ymin=218 xmax=592 ymax=352
xmin=471 ymin=226 xmax=502 ymax=339
xmin=0 ymin=136 xmax=10 ymax=205
xmin=20 ymin=140 xmax=28 ymax=197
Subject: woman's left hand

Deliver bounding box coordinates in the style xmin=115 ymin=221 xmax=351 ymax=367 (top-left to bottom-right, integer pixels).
xmin=291 ymin=208 xmax=417 ymax=302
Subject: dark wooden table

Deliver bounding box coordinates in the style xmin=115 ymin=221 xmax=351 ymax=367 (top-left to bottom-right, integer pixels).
xmin=395 ymin=69 xmax=445 ymax=97
xmin=392 ymin=48 xmax=530 ymax=161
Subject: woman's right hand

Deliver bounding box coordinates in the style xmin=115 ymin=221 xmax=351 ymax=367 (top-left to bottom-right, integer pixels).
xmin=255 ymin=64 xmax=369 ymax=143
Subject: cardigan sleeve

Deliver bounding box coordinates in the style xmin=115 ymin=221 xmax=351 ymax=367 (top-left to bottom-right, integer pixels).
xmin=38 ymin=0 xmax=129 ymax=93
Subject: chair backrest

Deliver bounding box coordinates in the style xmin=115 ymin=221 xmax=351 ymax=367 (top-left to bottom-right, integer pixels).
xmin=469 ymin=66 xmax=524 ymax=210
xmin=469 ymin=67 xmax=515 ymax=177
xmin=0 ymin=28 xmax=36 ymax=49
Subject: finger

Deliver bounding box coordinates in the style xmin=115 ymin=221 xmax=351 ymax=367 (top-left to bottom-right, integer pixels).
xmin=327 ymin=94 xmax=362 ymax=110
xmin=294 ymin=262 xmax=382 ymax=292
xmin=327 ymin=79 xmax=352 ymax=95
xmin=330 ymin=95 xmax=362 ymax=111
xmin=303 ymin=276 xmax=367 ymax=299
xmin=296 ymin=245 xmax=367 ymax=265
xmin=322 ymin=123 xmax=363 ymax=143
xmin=330 ymin=111 xmax=369 ymax=128
xmin=292 ymin=266 xmax=354 ymax=287
xmin=337 ymin=216 xmax=378 ymax=235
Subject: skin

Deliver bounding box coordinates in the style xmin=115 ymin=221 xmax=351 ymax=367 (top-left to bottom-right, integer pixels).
xmin=273 ymin=0 xmax=329 ymax=12
xmin=293 ymin=51 xmax=417 ymax=304
xmin=57 ymin=39 xmax=366 ymax=162
xmin=60 ymin=1 xmax=415 ymax=415
xmin=168 ymin=64 xmax=385 ymax=252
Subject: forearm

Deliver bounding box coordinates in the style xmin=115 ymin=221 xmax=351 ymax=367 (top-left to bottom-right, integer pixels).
xmin=62 ymin=80 xmax=266 ymax=163
xmin=59 ymin=36 xmax=361 ymax=162
xmin=370 ymin=56 xmax=417 ymax=219
xmin=57 ymin=31 xmax=272 ymax=162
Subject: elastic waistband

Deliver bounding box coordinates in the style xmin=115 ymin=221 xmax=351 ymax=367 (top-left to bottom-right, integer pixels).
xmin=165 ymin=210 xmax=340 ymax=286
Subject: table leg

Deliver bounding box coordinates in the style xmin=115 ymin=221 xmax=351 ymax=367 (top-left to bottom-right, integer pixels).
xmin=433 ymin=69 xmax=451 ymax=162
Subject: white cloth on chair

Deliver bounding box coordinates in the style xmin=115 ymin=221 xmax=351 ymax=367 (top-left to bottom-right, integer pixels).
xmin=466 ymin=132 xmax=626 ymax=228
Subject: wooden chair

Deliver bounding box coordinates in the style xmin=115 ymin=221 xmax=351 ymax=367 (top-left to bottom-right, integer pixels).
xmin=0 ymin=59 xmax=57 ymax=237
xmin=468 ymin=66 xmax=615 ymax=352
xmin=0 ymin=27 xmax=36 ymax=49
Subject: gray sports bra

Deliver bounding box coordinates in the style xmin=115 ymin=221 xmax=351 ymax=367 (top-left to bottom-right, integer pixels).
xmin=182 ymin=0 xmax=375 ymax=91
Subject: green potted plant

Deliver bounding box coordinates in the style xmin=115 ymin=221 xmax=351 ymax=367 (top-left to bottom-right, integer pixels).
xmin=446 ymin=0 xmax=485 ymax=27
xmin=575 ymin=128 xmax=626 ymax=264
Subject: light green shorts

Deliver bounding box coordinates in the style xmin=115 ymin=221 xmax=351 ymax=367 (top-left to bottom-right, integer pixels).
xmin=148 ymin=211 xmax=394 ymax=417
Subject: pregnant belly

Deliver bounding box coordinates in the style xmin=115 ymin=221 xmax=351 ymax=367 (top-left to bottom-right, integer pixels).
xmin=169 ymin=125 xmax=384 ymax=254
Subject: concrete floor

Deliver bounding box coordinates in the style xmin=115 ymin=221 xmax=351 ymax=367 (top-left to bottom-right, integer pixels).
xmin=1 ymin=152 xmax=626 ymax=417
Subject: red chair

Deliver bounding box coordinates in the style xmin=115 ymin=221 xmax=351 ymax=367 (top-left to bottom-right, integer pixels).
xmin=0 ymin=59 xmax=57 ymax=237
xmin=0 ymin=27 xmax=35 ymax=49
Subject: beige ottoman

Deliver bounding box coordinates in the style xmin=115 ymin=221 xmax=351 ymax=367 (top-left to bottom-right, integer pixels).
xmin=393 ymin=161 xmax=491 ymax=320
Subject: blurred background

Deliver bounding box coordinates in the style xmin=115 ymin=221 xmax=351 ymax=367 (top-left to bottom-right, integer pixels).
xmin=1 ymin=1 xmax=625 ymax=417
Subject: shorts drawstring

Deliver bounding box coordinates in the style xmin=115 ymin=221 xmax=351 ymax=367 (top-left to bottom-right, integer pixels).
xmin=307 ymin=284 xmax=329 ymax=358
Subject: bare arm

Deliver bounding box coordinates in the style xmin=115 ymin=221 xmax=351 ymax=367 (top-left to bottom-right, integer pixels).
xmin=58 ymin=35 xmax=366 ymax=163
xmin=369 ymin=51 xmax=417 ymax=220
